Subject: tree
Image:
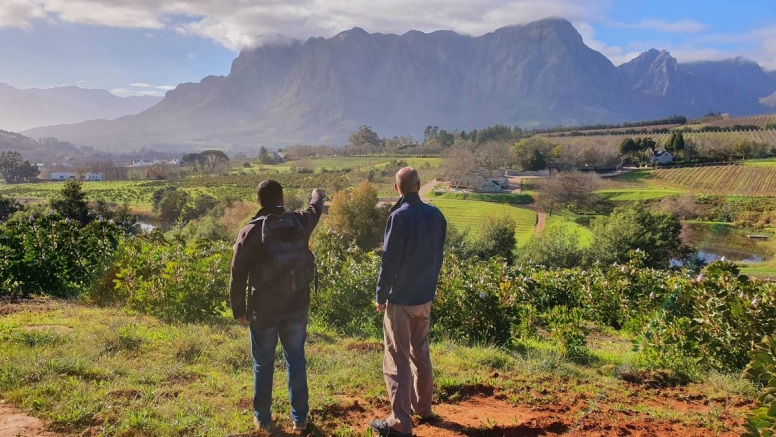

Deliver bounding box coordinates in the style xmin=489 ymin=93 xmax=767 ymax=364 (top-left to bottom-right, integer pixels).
xmin=156 ymin=189 xmax=191 ymax=224
xmin=200 ymin=150 xmax=229 ymax=173
xmin=349 ymin=125 xmax=381 ymax=150
xmin=478 ymin=141 xmax=512 ymax=178
xmin=438 ymin=129 xmax=454 ymax=148
xmin=619 ymin=138 xmax=639 ymax=157
xmin=471 ymin=215 xmax=517 ymax=264
xmin=587 ymin=205 xmax=684 ymax=269
xmin=442 ymin=146 xmax=478 ymax=189
xmin=181 ymin=153 xmax=204 ymax=171
xmin=0 ymin=151 xmax=39 ymax=183
xmin=259 ymin=146 xmax=273 ymax=164
xmin=327 ymin=181 xmax=389 ymax=250
xmin=0 ymin=195 xmax=23 ymax=222
xmin=511 ymin=137 xmax=553 ymax=171
xmin=519 ymin=226 xmax=583 ymax=268
xmin=50 ymin=180 xmax=91 ymax=225
xmin=538 ymin=171 xmax=601 ymax=216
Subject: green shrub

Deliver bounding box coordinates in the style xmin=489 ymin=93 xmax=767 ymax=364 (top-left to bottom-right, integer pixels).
xmin=743 ymin=335 xmax=776 ymax=437
xmin=546 ymin=306 xmax=588 ymax=361
xmin=0 ymin=214 xmax=122 ymax=298
xmin=111 ymin=233 xmax=230 ymax=323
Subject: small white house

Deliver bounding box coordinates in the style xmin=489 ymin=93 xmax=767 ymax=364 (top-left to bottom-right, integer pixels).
xmin=50 ymin=172 xmax=102 ymax=181
xmin=651 ymin=151 xmax=674 ymax=165
xmin=478 ymin=180 xmax=502 ymax=193
xmin=51 ymin=172 xmax=76 ymax=181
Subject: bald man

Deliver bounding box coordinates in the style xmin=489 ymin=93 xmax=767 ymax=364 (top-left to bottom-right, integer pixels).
xmin=370 ymin=167 xmax=447 ymax=437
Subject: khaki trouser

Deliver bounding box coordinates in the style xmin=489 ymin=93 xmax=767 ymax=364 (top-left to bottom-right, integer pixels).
xmin=383 ymin=301 xmax=433 ymax=434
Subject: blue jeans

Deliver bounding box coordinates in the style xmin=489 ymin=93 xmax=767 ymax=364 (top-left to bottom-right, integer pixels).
xmin=249 ymin=309 xmax=309 ymax=427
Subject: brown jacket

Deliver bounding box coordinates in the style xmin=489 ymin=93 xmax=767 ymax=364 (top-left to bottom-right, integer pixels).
xmin=229 ymin=192 xmax=324 ymax=321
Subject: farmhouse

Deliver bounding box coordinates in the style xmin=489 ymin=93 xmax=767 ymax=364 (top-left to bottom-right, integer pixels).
xmin=651 ymin=150 xmax=674 ymax=164
xmin=50 ymin=172 xmax=103 ymax=181
xmin=51 ymin=172 xmax=76 ymax=181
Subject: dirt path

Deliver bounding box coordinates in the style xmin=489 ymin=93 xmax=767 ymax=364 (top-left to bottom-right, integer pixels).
xmin=524 ymin=203 xmax=546 ymax=236
xmin=0 ymin=400 xmax=61 ymax=437
xmin=419 ymin=180 xmax=443 ymax=199
xmin=306 ymin=391 xmax=746 ymax=437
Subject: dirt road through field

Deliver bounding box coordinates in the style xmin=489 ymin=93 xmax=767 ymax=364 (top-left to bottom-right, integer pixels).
xmin=524 ymin=203 xmax=546 ymax=235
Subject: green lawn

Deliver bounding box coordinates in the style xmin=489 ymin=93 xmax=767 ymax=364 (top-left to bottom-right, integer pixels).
xmin=427 ymin=192 xmax=533 ymax=205
xmin=596 ymin=187 xmax=685 ymax=201
xmin=744 ymin=158 xmax=776 ymax=167
xmin=740 ymin=266 xmax=776 ymax=279
xmin=544 ymin=210 xmax=595 ymax=247
xmin=428 ymin=198 xmax=537 ymax=247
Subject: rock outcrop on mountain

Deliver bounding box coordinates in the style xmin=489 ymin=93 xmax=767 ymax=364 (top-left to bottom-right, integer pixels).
xmin=0 ymin=84 xmax=161 ymax=133
xmin=22 ymin=19 xmax=776 ymax=148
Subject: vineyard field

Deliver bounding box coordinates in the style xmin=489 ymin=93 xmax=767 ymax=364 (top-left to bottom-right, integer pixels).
xmin=550 ymin=129 xmax=776 ymax=153
xmin=428 ymin=198 xmax=537 ymax=247
xmin=704 ymin=114 xmax=776 ymax=129
xmin=651 ymin=165 xmax=776 ymax=195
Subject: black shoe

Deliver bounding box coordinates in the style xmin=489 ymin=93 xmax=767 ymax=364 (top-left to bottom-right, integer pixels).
xmin=370 ymin=419 xmax=412 ymax=437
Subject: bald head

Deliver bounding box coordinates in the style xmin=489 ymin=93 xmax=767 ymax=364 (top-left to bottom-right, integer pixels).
xmin=395 ymin=167 xmax=421 ymax=195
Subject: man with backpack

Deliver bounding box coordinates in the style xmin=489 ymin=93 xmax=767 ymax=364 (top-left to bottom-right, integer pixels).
xmin=229 ymin=180 xmax=324 ymax=432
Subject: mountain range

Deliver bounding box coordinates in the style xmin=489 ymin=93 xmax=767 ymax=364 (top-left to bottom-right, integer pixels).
xmin=0 ymin=84 xmax=161 ymax=133
xmin=21 ymin=18 xmax=776 ymax=148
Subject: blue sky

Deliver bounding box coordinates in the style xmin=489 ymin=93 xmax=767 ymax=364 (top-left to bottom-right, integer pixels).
xmin=0 ymin=0 xmax=773 ymax=96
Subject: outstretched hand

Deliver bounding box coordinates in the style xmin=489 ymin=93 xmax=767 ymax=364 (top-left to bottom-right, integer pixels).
xmin=312 ymin=188 xmax=325 ymax=198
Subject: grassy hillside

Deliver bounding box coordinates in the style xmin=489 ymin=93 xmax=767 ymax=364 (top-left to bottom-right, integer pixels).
xmin=651 ymin=165 xmax=776 ymax=195
xmin=0 ymin=300 xmax=755 ymax=437
xmin=428 ymin=199 xmax=537 ymax=247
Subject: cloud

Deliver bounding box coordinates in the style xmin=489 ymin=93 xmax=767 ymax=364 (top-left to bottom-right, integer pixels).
xmin=156 ymin=85 xmax=175 ymax=90
xmin=110 ymin=88 xmax=132 ymax=97
xmin=74 ymin=79 xmax=88 ymax=84
xmin=111 ymin=88 xmax=164 ymax=97
xmin=576 ymin=22 xmax=641 ymax=66
xmin=130 ymin=82 xmax=152 ymax=87
xmin=618 ymin=19 xmax=708 ymax=34
xmin=186 ymin=52 xmax=195 ymax=60
xmin=0 ymin=0 xmax=609 ymax=50
xmin=135 ymin=90 xmax=164 ymax=97
xmin=0 ymin=0 xmax=45 ymax=29
xmin=626 ymin=25 xmax=776 ymax=70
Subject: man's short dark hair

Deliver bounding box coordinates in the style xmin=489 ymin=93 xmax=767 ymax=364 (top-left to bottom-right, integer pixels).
xmin=257 ymin=180 xmax=283 ymax=207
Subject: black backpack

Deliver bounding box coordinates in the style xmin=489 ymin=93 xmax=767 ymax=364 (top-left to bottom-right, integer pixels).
xmin=251 ymin=212 xmax=315 ymax=293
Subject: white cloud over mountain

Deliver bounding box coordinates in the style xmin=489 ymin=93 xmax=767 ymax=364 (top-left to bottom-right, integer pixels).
xmin=0 ymin=0 xmax=773 ymax=70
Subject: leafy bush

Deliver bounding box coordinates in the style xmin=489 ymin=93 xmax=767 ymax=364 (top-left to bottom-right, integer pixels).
xmin=0 ymin=213 xmax=122 ymax=298
xmin=545 ymin=306 xmax=588 ymax=361
xmin=111 ymin=233 xmax=230 ymax=322
xmin=743 ymin=335 xmax=776 ymax=436
xmin=310 ymin=231 xmax=382 ymax=337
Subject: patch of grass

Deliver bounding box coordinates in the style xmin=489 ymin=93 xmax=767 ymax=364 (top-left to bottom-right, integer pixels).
xmin=543 ymin=209 xmax=595 ymax=246
xmin=596 ymin=187 xmax=685 ymax=201
xmin=744 ymin=158 xmax=776 ymax=167
xmin=0 ymin=301 xmax=756 ymax=436
xmin=427 ymin=198 xmax=537 ymax=247
xmin=427 ymin=192 xmax=533 ymax=205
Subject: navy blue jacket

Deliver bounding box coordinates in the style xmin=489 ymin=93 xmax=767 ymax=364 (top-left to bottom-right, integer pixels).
xmin=376 ymin=192 xmax=447 ymax=306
